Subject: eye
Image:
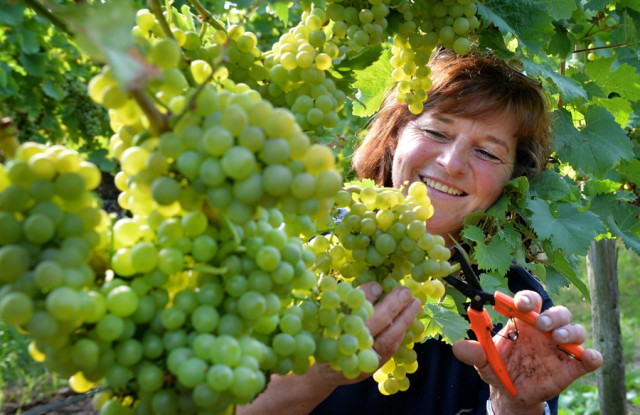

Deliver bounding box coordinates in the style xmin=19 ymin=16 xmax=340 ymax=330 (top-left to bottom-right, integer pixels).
xmin=423 ymin=129 xmax=449 ymax=141
xmin=476 ymin=148 xmax=502 ymax=162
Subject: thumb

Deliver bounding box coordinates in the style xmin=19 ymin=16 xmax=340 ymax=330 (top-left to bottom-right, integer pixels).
xmin=358 ymin=281 xmax=384 ymax=304
xmin=452 ymin=339 xmax=488 ymax=368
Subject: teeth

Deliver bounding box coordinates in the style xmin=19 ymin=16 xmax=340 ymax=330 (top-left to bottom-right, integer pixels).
xmin=424 ymin=178 xmax=464 ymax=196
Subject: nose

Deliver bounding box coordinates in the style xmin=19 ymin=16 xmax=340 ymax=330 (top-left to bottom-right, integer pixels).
xmin=436 ymin=141 xmax=468 ymax=176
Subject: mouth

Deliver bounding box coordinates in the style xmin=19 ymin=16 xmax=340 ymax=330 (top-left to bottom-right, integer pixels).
xmin=422 ymin=178 xmax=466 ymax=196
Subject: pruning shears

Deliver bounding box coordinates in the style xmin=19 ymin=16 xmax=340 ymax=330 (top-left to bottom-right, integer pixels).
xmin=443 ymin=246 xmax=584 ymax=396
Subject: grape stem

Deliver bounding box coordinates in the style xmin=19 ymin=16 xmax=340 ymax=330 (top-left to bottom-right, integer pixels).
xmin=188 ymin=0 xmax=225 ymax=32
xmin=21 ymin=0 xmax=70 ymax=35
xmin=148 ymin=0 xmax=176 ymax=41
xmin=129 ymin=86 xmax=169 ymax=135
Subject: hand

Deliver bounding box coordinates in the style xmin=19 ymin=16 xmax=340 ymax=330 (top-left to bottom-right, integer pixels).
xmin=308 ymin=282 xmax=422 ymax=390
xmin=452 ymin=290 xmax=603 ymax=414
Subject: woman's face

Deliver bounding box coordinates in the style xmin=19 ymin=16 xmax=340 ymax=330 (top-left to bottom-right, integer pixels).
xmin=391 ymin=110 xmax=518 ymax=243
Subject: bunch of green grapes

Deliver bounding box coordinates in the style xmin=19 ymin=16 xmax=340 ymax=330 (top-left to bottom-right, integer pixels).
xmin=311 ymin=180 xmax=452 ymax=394
xmin=390 ymin=0 xmax=480 ymax=114
xmin=262 ymin=8 xmax=346 ymax=132
xmin=324 ymin=0 xmax=392 ymax=50
xmin=0 ymin=142 xmax=112 ymax=376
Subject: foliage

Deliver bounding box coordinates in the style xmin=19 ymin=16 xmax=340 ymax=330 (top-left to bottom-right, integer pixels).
xmin=0 ymin=0 xmax=111 ymax=157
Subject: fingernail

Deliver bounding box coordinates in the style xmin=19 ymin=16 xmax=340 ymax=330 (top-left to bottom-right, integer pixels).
xmin=371 ymin=283 xmax=382 ymax=297
xmin=556 ymin=328 xmax=568 ymax=341
xmin=520 ymin=295 xmax=531 ymax=306
xmin=411 ymin=299 xmax=421 ymax=313
xmin=540 ymin=315 xmax=552 ymax=329
xmin=399 ymin=288 xmax=411 ymax=303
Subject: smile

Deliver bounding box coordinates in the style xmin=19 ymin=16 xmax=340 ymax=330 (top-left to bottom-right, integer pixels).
xmin=423 ymin=178 xmax=465 ymax=196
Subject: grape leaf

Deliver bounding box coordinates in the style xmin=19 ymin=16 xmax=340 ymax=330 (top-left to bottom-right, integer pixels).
xmin=18 ymin=52 xmax=46 ymax=77
xmin=54 ymin=2 xmax=153 ymax=87
xmin=270 ymin=0 xmax=290 ymax=27
xmin=0 ymin=2 xmax=24 ymax=25
xmin=545 ymin=0 xmax=577 ymax=20
xmin=583 ymin=179 xmax=622 ymax=197
xmin=526 ymin=199 xmax=606 ymax=255
xmin=592 ymin=96 xmax=634 ymax=126
xmin=522 ymin=58 xmax=587 ymax=103
xmin=352 ymin=49 xmax=393 ymax=117
xmin=585 ymin=0 xmax=611 ymax=11
xmin=585 ymin=58 xmax=640 ymax=101
xmin=607 ymin=209 xmax=640 ymax=255
xmin=552 ymin=107 xmax=633 ymax=177
xmin=425 ymin=302 xmax=470 ymax=345
xmin=478 ymin=0 xmax=554 ymax=52
xmin=529 ymin=170 xmax=575 ymax=201
xmin=474 ymin=234 xmax=514 ymax=276
xmin=623 ymin=10 xmax=638 ymax=51
xmin=547 ymin=25 xmax=572 ymax=58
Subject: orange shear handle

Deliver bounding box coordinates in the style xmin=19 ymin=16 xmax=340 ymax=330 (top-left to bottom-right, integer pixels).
xmin=467 ymin=307 xmax=518 ymax=396
xmin=492 ymin=291 xmax=584 ymax=360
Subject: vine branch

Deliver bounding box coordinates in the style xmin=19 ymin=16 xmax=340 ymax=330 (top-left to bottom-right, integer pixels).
xmin=21 ymin=0 xmax=70 ymax=35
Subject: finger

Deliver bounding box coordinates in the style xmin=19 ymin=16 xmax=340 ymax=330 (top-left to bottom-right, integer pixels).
xmin=513 ymin=290 xmax=542 ymax=313
xmin=372 ymin=297 xmax=421 ymax=361
xmin=581 ymin=348 xmax=604 ymax=372
xmin=358 ymin=281 xmax=383 ymax=304
xmin=535 ymin=306 xmax=573 ymax=332
xmin=551 ymin=323 xmax=586 ymax=345
xmin=452 ymin=340 xmax=488 ymax=369
xmin=365 ymin=287 xmax=415 ymax=337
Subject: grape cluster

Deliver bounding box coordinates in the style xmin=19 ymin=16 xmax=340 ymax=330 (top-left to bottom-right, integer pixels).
xmin=314 ymin=181 xmax=452 ymax=394
xmin=261 ymin=10 xmax=346 ymax=132
xmin=0 ymin=143 xmax=111 ymax=375
xmin=390 ymin=0 xmax=480 ymax=114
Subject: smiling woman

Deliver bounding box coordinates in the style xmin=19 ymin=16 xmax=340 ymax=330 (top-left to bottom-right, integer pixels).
xmin=238 ymin=49 xmax=602 ymax=415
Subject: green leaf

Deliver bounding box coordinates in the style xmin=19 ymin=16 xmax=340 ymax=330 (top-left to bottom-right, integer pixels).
xmin=521 ymin=58 xmax=587 ymax=103
xmin=585 ymin=0 xmax=611 ymax=11
xmin=43 ymin=79 xmax=64 ymax=100
xmin=0 ymin=2 xmax=25 ymax=25
xmin=56 ymin=2 xmax=149 ymax=87
xmin=547 ymin=25 xmax=572 ymax=58
xmin=583 ymin=179 xmax=622 ymax=198
xmin=545 ymin=0 xmax=577 ymax=20
xmin=272 ymin=0 xmax=290 ymax=27
xmin=526 ymin=199 xmax=606 ymax=255
xmin=21 ymin=30 xmax=40 ymax=55
xmin=608 ymin=211 xmax=640 ymax=255
xmin=552 ymin=107 xmax=633 ymax=177
xmin=0 ymin=66 xmax=6 ymax=89
xmin=19 ymin=53 xmax=46 ymax=77
xmin=478 ymin=0 xmax=554 ymax=52
xmin=529 ymin=170 xmax=575 ymax=201
xmin=592 ymin=96 xmax=634 ymax=127
xmin=352 ymin=49 xmax=393 ymax=117
xmin=474 ymin=234 xmax=514 ymax=276
xmin=623 ymin=10 xmax=638 ymax=51
xmin=426 ymin=302 xmax=470 ymax=344
xmin=585 ymin=58 xmax=640 ymax=101
xmin=547 ymin=250 xmax=588 ymax=299
xmin=462 ymin=225 xmax=486 ymax=245
xmin=620 ymin=158 xmax=640 ymax=185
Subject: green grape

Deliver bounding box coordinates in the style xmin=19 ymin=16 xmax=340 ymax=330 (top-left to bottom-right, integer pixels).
xmin=106 ymin=285 xmax=139 ymax=317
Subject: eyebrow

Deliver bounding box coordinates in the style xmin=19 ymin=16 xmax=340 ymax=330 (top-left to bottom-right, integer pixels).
xmin=432 ymin=114 xmax=513 ymax=154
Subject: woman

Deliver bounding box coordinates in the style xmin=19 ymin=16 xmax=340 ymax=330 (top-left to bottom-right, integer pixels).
xmin=238 ymin=50 xmax=603 ymax=415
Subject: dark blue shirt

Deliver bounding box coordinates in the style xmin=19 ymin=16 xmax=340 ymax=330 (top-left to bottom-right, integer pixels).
xmin=310 ymin=266 xmax=559 ymax=415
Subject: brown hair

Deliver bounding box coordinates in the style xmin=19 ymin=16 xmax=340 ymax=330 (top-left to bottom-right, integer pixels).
xmin=352 ymin=49 xmax=551 ymax=186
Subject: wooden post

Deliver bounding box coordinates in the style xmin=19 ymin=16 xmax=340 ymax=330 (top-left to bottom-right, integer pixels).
xmin=586 ymin=239 xmax=627 ymax=415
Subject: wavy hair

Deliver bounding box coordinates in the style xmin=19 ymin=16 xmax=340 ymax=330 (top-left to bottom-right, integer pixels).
xmin=352 ymin=49 xmax=551 ymax=186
